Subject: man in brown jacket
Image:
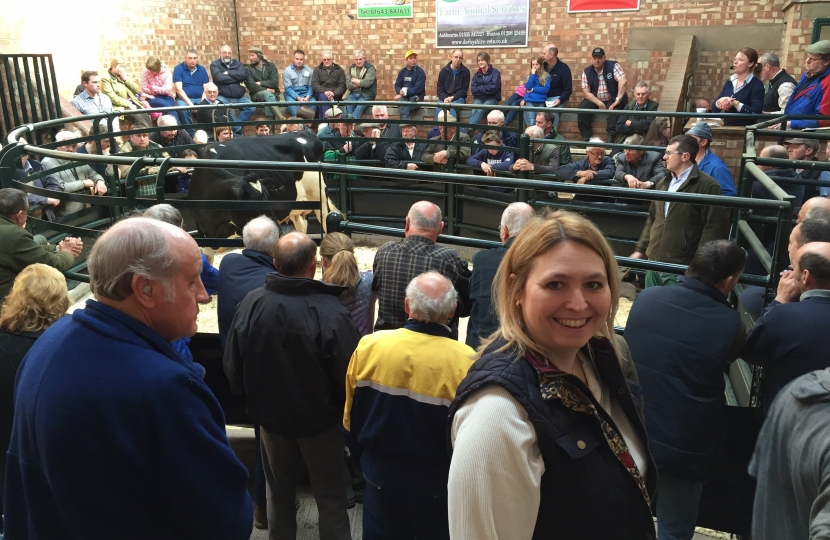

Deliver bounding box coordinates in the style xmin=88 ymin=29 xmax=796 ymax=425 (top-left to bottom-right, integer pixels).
xmin=311 ymin=50 xmax=347 ymax=120
xmin=631 ymin=134 xmax=724 ymax=287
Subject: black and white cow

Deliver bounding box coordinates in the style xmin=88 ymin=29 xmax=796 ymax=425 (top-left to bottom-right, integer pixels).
xmin=188 ymin=132 xmax=336 ymax=237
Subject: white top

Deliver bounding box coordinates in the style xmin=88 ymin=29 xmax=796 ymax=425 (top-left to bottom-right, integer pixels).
xmin=448 ymin=354 xmax=647 ymax=540
xmin=664 ymin=164 xmax=693 ymax=217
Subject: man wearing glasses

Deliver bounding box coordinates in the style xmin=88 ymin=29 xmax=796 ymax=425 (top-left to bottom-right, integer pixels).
xmin=783 ymin=40 xmax=830 ymax=130
xmin=631 ymin=134 xmax=725 ymax=287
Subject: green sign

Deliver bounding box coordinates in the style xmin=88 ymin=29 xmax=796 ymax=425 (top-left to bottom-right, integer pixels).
xmin=357 ymin=1 xmax=413 ymax=19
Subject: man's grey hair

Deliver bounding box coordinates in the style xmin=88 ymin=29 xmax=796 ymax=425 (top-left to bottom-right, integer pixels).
xmin=55 ymin=130 xmax=78 ymax=143
xmin=354 ymin=49 xmax=366 ymax=59
xmin=185 ymin=49 xmax=198 ymax=56
xmin=806 ymin=201 xmax=830 ymax=221
xmin=525 ymin=126 xmax=544 ymax=138
xmin=624 ymin=134 xmax=644 ymax=146
xmin=487 ymin=110 xmax=505 ymax=123
xmin=405 ymin=272 xmax=458 ymax=323
xmin=242 ymin=215 xmax=281 ymax=254
xmin=759 ymin=52 xmax=780 ymax=67
xmin=143 ymin=204 xmax=184 ymax=228
xmin=220 ymin=44 xmax=232 ymax=52
xmin=0 ymin=188 xmax=29 ymax=218
xmin=586 ymin=137 xmax=606 ymax=153
xmin=158 ymin=115 xmax=179 ymax=127
xmin=205 ymin=82 xmax=218 ymax=92
xmin=408 ymin=202 xmax=442 ymax=231
xmin=89 ymin=218 xmax=178 ymax=302
xmin=500 ymin=202 xmax=536 ymax=237
xmin=372 ymin=105 xmax=388 ymax=115
xmin=322 ymin=49 xmax=333 ymax=58
xmin=634 ymin=81 xmax=650 ymax=92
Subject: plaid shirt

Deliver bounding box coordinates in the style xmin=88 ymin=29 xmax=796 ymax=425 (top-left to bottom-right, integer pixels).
xmin=581 ymin=62 xmax=626 ymax=101
xmin=372 ymin=235 xmax=471 ymax=338
xmin=116 ymin=140 xmax=170 ymax=197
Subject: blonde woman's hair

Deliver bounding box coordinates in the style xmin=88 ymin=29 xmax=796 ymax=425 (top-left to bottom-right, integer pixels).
xmin=476 ymin=210 xmax=620 ymax=359
xmin=109 ymin=57 xmax=123 ymax=70
xmin=320 ymin=232 xmax=360 ymax=289
xmin=533 ymin=56 xmax=548 ymax=87
xmin=0 ymin=264 xmax=69 ymax=333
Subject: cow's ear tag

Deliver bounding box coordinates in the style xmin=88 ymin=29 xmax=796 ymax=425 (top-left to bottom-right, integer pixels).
xmin=296 ymin=138 xmax=307 ymax=145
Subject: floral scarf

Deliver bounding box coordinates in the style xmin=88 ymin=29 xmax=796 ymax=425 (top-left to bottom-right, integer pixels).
xmin=526 ymin=350 xmax=650 ymax=505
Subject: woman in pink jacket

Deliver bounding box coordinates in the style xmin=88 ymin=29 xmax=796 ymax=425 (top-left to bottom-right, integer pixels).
xmin=140 ymin=56 xmax=178 ymax=120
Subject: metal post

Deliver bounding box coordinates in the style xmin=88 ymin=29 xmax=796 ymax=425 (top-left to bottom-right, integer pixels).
xmin=517 ymin=133 xmax=530 ymax=203
xmin=337 ymin=151 xmax=349 ymax=217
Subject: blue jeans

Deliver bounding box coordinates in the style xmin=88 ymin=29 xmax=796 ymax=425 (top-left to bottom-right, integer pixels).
xmin=146 ymin=95 xmax=180 ymax=123
xmin=435 ymin=97 xmax=465 ymax=119
xmin=285 ymin=92 xmax=317 ymax=116
xmin=504 ymin=93 xmax=523 ymax=126
xmin=396 ymin=96 xmax=420 ymax=120
xmin=175 ymin=99 xmax=196 ymax=135
xmin=215 ymin=95 xmax=256 ymax=134
xmin=548 ymin=95 xmax=562 ymax=130
xmin=656 ymin=473 xmax=704 ymax=540
xmin=523 ymin=103 xmax=545 ymax=129
xmin=468 ymin=98 xmax=500 ymax=126
xmin=345 ymin=93 xmax=369 ymax=120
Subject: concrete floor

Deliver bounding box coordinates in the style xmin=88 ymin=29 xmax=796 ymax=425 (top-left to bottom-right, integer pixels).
xmin=248 ymin=488 xmax=363 ymax=539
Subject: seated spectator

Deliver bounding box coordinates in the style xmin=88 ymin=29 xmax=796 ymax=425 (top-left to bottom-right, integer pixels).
xmin=505 ymin=56 xmax=551 ymax=129
xmin=210 ymin=45 xmax=257 ymax=136
xmin=556 ymin=138 xmax=615 ymax=184
xmin=786 ymin=137 xmax=823 ymax=200
xmin=150 ymin=115 xmax=195 ymax=157
xmin=752 ymin=145 xmax=805 ymax=209
xmin=354 ymin=123 xmax=385 ymax=162
xmin=644 ymin=116 xmax=671 ymax=149
xmin=466 ymin=202 xmax=535 ymax=348
xmin=710 ymin=48 xmax=764 ymax=126
xmin=71 ymin=71 xmax=115 ymax=117
xmin=759 ymin=52 xmax=796 ymax=114
xmin=101 ymin=58 xmax=147 ymax=112
xmin=372 ymin=201 xmax=471 ymax=338
xmin=75 ymin=124 xmax=113 ymax=176
xmin=116 ymin=115 xmax=170 ymax=197
xmin=0 ymin=264 xmax=70 ymax=514
xmin=281 ymin=116 xmax=303 ymax=133
xmin=173 ymin=149 xmax=199 ymax=193
xmin=173 ymin=49 xmax=211 ymax=131
xmin=821 ymin=144 xmax=830 ymax=197
xmin=799 ymin=196 xmax=830 ymax=223
xmin=294 ymin=105 xmax=319 ymax=136
xmin=615 ymin=82 xmax=659 ymax=140
xmin=214 ymin=126 xmax=233 ymax=142
xmin=311 ymin=50 xmax=347 ymax=119
xmin=469 ymin=52 xmax=502 ymax=128
xmin=283 ymin=49 xmax=316 ymax=116
xmin=533 ymin=111 xmax=572 ymax=166
xmin=193 ymin=130 xmax=209 ymax=144
xmin=344 ymin=50 xmax=377 ymax=121
xmin=394 ymin=51 xmax=426 ymax=121
xmin=41 ymin=130 xmax=107 ymax=217
xmin=471 ymin=110 xmax=518 ymax=150
xmin=578 ymin=47 xmax=628 ymax=141
xmin=317 ymin=105 xmax=343 ymax=140
xmin=192 ymin=83 xmax=229 ymax=130
xmin=511 ymin=126 xmax=566 ymax=175
xmin=422 ymin=112 xmax=472 ymax=171
xmin=0 ymin=188 xmax=82 ymax=303
xmin=783 ymin=40 xmax=830 ymax=130
xmin=435 ymin=49 xmax=470 ymax=120
xmin=323 ymin=114 xmax=357 ymax=156
xmin=320 ymin=232 xmax=375 ymax=337
xmin=246 ymin=46 xmax=285 ymax=121
xmin=140 ymin=56 xmax=177 ymax=113
xmin=614 ymin=134 xmax=666 ymax=189
xmin=687 ymin=122 xmax=736 ymax=196
xmin=467 ymin=130 xmax=515 ymax=176
xmin=384 ymin=122 xmax=426 ymax=170
xmin=743 ymin=241 xmax=830 ymax=413
xmin=255 ymin=124 xmax=270 ymax=136
xmin=14 ymin=147 xmax=60 ymax=216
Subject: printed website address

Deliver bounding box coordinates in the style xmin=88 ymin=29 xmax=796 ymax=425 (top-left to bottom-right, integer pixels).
xmin=450 ymin=38 xmax=508 ymax=45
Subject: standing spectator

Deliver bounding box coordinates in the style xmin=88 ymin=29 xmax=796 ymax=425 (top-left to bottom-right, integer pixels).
xmin=344 ymin=272 xmax=474 ymax=539
xmin=783 ymin=40 xmax=830 ymax=130
xmin=71 ymin=71 xmax=115 ymax=117
xmin=0 ymin=264 xmax=69 ymax=517
xmin=436 ymin=49 xmax=470 ymax=120
xmin=422 ymin=112 xmax=472 ymax=171
xmin=311 ymin=50 xmax=347 ymax=120
xmin=541 ymin=43 xmax=573 ymax=129
xmin=320 ymin=232 xmax=375 ymax=337
xmin=631 ymin=135 xmax=724 ymax=287
xmin=101 ymin=58 xmax=146 ymax=111
xmin=373 ymin=201 xmax=471 ymax=338
xmin=283 ymin=49 xmax=316 ymax=116
xmin=511 ymin=126 xmax=568 ymax=174
xmin=759 ymin=52 xmax=796 ymax=114
xmin=626 ymin=240 xmax=747 ymax=540
xmin=210 ymin=45 xmax=257 ymax=136
xmin=246 ymin=46 xmax=285 ymax=121
xmin=614 ymin=82 xmax=659 ymax=139
xmin=384 ymin=122 xmax=426 ymax=169
xmin=743 ymin=241 xmax=830 ymax=413
xmin=686 ymin=122 xmax=736 ymax=197
xmin=749 ymin=368 xmax=830 ymax=540
xmin=614 ymin=134 xmax=666 ymax=189
xmin=394 ymin=51 xmax=426 ymax=121
xmin=555 ymin=138 xmax=615 ymax=184
xmin=469 ymin=52 xmax=502 ymax=128
xmin=467 ymin=131 xmax=515 ymax=176
xmin=141 ymin=56 xmax=177 ymax=114
xmin=578 ymin=47 xmax=628 ymax=141
xmin=466 ymin=202 xmax=535 ymax=348
xmin=344 ymin=50 xmax=377 ymax=121
xmin=224 ymin=232 xmax=359 ymax=540
xmin=41 ymin=130 xmax=107 ymax=217
xmin=149 ymin=115 xmax=195 ymax=158
xmin=173 ymin=49 xmax=211 ymax=132
xmin=4 ymin=218 xmax=253 ymax=540
xmin=710 ymin=48 xmax=765 ymax=126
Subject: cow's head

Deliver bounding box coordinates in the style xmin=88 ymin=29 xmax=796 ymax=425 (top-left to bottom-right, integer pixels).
xmin=231 ymin=173 xmax=269 ymax=201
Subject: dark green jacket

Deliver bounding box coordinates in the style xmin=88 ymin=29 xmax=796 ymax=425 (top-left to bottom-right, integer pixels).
xmin=246 ymin=60 xmax=281 ymax=95
xmin=422 ymin=132 xmax=472 ymax=167
xmin=636 ymin=164 xmax=725 ymax=265
xmin=0 ymin=215 xmax=74 ymax=303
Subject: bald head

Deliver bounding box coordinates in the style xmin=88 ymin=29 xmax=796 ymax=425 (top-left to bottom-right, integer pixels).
xmin=273 ymin=231 xmax=317 ymax=277
xmin=798 ymin=196 xmax=830 ymax=223
xmin=404 ymin=271 xmax=458 ymax=323
xmin=158 ymin=115 xmax=179 ymax=128
xmin=795 ymin=241 xmax=830 ymax=292
xmin=405 ymin=201 xmax=444 ymax=241
xmin=759 ymin=145 xmax=789 ymax=170
xmin=500 ymin=202 xmax=536 ymax=243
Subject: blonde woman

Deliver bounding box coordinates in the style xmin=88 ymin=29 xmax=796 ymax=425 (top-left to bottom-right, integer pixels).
xmin=503 ymin=56 xmax=551 ymax=128
xmin=447 ymin=210 xmax=656 ymax=539
xmin=320 ymin=232 xmax=375 ymax=337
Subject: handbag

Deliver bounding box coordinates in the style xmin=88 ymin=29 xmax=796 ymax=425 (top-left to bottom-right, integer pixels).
xmin=515 ymin=84 xmax=527 ymax=97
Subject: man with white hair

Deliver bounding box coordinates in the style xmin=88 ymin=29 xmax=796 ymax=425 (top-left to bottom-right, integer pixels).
xmin=466 ymin=202 xmax=535 ymax=347
xmin=422 ymin=112 xmax=472 ymax=170
xmin=5 ymin=217 xmax=253 ymax=539
xmin=371 ymin=105 xmax=401 ymax=157
xmin=149 ymin=114 xmax=195 ymax=158
xmin=210 ymin=45 xmax=256 ymax=136
xmin=614 ymin=81 xmax=659 ymax=139
xmin=511 ymin=125 xmax=569 ymax=174
xmin=555 ymin=137 xmax=615 ymax=184
xmin=344 ymin=50 xmax=377 ymax=121
xmin=373 ymin=201 xmax=471 ymax=339
xmin=311 ymin=49 xmax=347 ymax=120
xmin=344 ymin=271 xmax=474 ymax=538
xmin=471 ymin=110 xmax=517 ymax=150
xmin=41 ymin=130 xmax=107 ymax=217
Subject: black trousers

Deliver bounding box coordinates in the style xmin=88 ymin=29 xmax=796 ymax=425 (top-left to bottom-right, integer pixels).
xmin=577 ymin=98 xmax=618 ymax=141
